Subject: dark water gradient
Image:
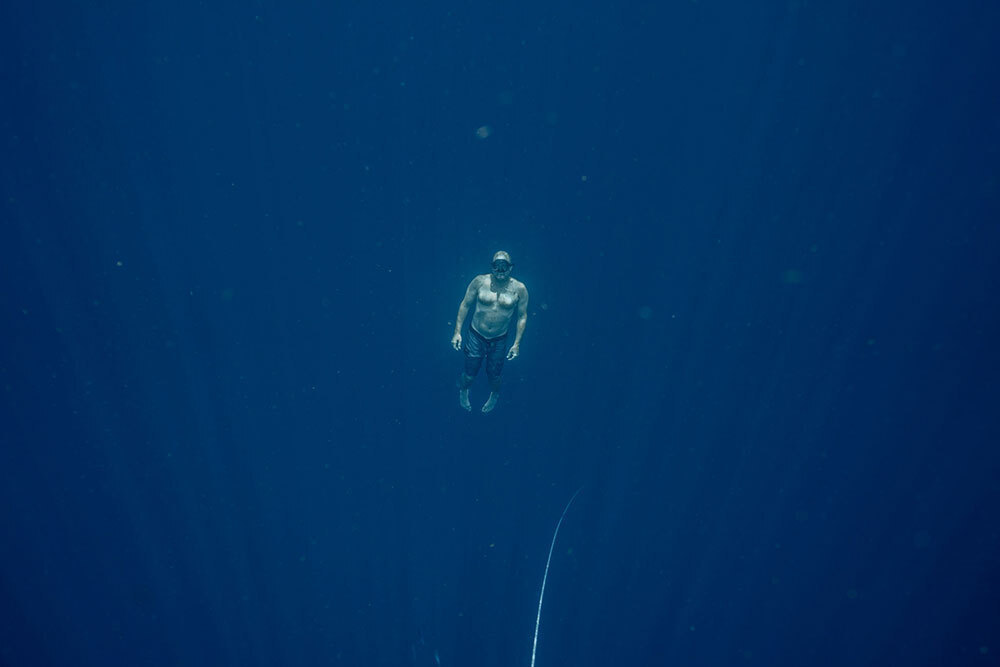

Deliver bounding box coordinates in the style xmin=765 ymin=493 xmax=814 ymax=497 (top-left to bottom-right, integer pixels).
xmin=2 ymin=1 xmax=998 ymax=665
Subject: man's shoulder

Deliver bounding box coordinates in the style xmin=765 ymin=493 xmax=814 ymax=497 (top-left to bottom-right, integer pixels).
xmin=513 ymin=278 xmax=528 ymax=293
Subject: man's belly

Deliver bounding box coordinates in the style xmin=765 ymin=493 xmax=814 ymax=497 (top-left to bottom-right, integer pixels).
xmin=471 ymin=310 xmax=513 ymax=339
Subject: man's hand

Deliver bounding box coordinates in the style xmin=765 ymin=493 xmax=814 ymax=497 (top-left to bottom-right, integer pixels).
xmin=507 ymin=344 xmax=520 ymax=360
xmin=452 ymin=332 xmax=462 ymax=351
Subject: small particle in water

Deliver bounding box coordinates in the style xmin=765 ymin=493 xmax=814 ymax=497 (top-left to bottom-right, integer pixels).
xmin=782 ymin=269 xmax=804 ymax=284
xmin=476 ymin=125 xmax=492 ymax=139
xmin=638 ymin=306 xmax=653 ymax=320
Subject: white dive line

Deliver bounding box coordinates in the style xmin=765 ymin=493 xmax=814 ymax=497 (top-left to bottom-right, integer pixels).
xmin=530 ymin=487 xmax=583 ymax=667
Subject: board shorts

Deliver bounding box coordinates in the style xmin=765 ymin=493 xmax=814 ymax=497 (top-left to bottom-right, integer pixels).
xmin=462 ymin=326 xmax=509 ymax=388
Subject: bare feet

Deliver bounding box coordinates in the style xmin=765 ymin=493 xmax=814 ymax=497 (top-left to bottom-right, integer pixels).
xmin=481 ymin=392 xmax=499 ymax=413
xmin=459 ymin=388 xmax=471 ymax=411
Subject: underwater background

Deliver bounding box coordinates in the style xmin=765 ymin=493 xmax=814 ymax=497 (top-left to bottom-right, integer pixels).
xmin=2 ymin=1 xmax=998 ymax=665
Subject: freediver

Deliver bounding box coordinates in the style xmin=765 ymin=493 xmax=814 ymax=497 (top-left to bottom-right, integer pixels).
xmin=451 ymin=251 xmax=529 ymax=413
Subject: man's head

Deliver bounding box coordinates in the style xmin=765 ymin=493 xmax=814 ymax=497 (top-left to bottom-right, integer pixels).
xmin=491 ymin=251 xmax=513 ymax=279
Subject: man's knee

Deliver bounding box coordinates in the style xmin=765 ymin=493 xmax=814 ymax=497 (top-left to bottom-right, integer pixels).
xmin=458 ymin=372 xmax=475 ymax=389
xmin=464 ymin=355 xmax=484 ymax=376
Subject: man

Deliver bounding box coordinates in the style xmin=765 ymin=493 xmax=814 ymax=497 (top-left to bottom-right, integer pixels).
xmin=451 ymin=251 xmax=529 ymax=413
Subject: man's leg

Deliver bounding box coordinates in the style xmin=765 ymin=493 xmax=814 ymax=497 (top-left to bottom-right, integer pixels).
xmin=459 ymin=333 xmax=484 ymax=411
xmin=481 ymin=339 xmax=507 ymax=413
xmin=458 ymin=370 xmax=476 ymax=411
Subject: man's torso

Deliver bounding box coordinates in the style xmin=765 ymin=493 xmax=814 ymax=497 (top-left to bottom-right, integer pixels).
xmin=470 ymin=274 xmax=522 ymax=338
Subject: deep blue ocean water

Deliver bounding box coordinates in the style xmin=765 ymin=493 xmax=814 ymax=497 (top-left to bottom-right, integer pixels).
xmin=2 ymin=1 xmax=998 ymax=665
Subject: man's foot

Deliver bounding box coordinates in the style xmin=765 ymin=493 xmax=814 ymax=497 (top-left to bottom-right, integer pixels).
xmin=481 ymin=392 xmax=499 ymax=413
xmin=459 ymin=389 xmax=471 ymax=411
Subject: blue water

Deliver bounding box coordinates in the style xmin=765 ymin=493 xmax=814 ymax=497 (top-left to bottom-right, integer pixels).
xmin=2 ymin=1 xmax=998 ymax=665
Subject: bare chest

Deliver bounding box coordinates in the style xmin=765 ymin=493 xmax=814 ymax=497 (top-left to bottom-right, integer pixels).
xmin=477 ymin=284 xmax=518 ymax=310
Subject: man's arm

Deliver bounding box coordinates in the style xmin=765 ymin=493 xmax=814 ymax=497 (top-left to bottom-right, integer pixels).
xmin=454 ymin=277 xmax=480 ymax=334
xmin=452 ymin=277 xmax=481 ymax=349
xmin=508 ymin=285 xmax=529 ymax=359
